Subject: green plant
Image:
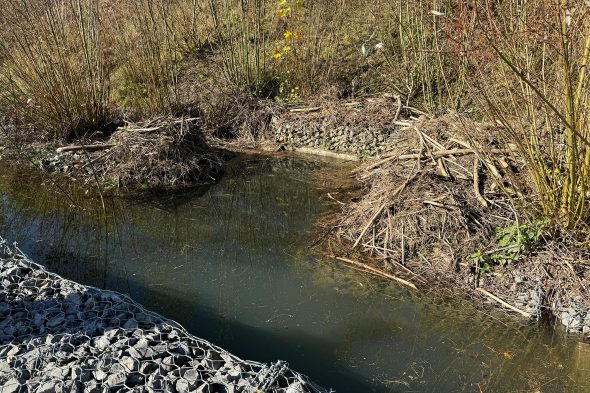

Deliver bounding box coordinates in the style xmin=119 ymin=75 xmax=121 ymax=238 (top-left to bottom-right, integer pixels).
xmin=469 ymin=251 xmax=492 ymax=274
xmin=470 ymin=220 xmax=549 ymax=272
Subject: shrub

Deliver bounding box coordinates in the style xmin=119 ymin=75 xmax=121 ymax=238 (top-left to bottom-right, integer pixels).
xmin=463 ymin=1 xmax=590 ymax=231
xmin=0 ymin=0 xmax=111 ymax=139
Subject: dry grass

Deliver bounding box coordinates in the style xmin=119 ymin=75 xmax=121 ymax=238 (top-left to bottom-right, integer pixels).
xmin=336 ymin=115 xmax=517 ymax=281
xmin=463 ymin=1 xmax=590 ymax=233
xmin=0 ymin=0 xmax=111 ymax=139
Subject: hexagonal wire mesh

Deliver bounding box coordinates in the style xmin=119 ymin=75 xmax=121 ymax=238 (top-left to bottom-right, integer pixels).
xmin=0 ymin=238 xmax=331 ymax=393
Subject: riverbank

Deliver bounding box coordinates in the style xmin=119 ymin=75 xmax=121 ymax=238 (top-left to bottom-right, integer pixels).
xmin=2 ymin=102 xmax=590 ymax=341
xmin=324 ymin=114 xmax=590 ymax=340
xmin=0 ymin=238 xmax=328 ymax=393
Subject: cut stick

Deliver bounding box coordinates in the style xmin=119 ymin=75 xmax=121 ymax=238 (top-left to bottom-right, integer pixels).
xmin=290 ymin=107 xmax=321 ymax=113
xmin=353 ymin=203 xmax=386 ymax=248
xmin=403 ymin=105 xmax=431 ymax=118
xmin=364 ymin=153 xmax=402 ymax=171
xmin=449 ymin=137 xmax=472 ymax=149
xmin=335 ymin=256 xmax=418 ymax=291
xmin=357 ymin=244 xmax=428 ymax=284
xmin=437 ymin=158 xmax=450 ymax=177
xmin=56 ymin=144 xmax=115 ymax=154
xmin=423 ymin=200 xmax=453 ymax=210
xmin=397 ymin=148 xmax=513 ymax=161
xmin=393 ymin=95 xmax=403 ymax=123
xmin=475 ymin=288 xmax=532 ymax=318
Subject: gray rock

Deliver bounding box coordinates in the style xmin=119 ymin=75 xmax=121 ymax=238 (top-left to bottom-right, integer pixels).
xmin=182 ymin=368 xmax=199 ymax=383
xmin=0 ymin=378 xmax=20 ymax=393
xmin=94 ymin=337 xmax=110 ymax=350
xmin=93 ymin=369 xmax=108 ymax=381
xmin=83 ymin=381 xmax=101 ymax=393
xmin=175 ymin=379 xmax=191 ymax=393
xmin=37 ymin=381 xmax=57 ymax=393
xmin=106 ymin=372 xmax=126 ymax=387
xmin=120 ymin=356 xmax=139 ymax=372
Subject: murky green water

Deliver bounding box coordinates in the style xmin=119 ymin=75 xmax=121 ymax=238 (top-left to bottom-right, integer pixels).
xmin=0 ymin=154 xmax=588 ymax=392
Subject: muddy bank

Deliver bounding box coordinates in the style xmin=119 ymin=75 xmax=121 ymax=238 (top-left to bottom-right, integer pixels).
xmin=0 ymin=239 xmax=328 ymax=393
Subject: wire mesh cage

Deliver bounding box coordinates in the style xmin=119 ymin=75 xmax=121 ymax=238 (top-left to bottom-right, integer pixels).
xmin=0 ymin=238 xmax=330 ymax=393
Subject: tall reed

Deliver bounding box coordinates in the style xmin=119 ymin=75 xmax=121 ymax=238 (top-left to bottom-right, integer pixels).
xmin=208 ymin=0 xmax=273 ymax=96
xmin=110 ymin=0 xmax=183 ymax=116
xmin=378 ymin=0 xmax=465 ymax=112
xmin=0 ymin=0 xmax=110 ymax=139
xmin=465 ymin=1 xmax=590 ymax=230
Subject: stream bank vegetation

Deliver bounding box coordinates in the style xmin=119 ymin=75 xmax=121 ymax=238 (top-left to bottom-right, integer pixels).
xmin=0 ymin=0 xmax=589 ymax=333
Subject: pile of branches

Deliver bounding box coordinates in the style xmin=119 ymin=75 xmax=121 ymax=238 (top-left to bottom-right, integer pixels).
xmin=336 ymin=115 xmax=518 ymax=286
xmin=90 ymin=116 xmax=222 ymax=188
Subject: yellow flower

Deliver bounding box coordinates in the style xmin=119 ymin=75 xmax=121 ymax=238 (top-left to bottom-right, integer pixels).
xmin=273 ymin=51 xmax=283 ymax=59
xmin=282 ymin=45 xmax=291 ymax=53
xmin=284 ymin=30 xmax=293 ymax=40
xmin=277 ymin=7 xmax=291 ymax=18
xmin=295 ymin=0 xmax=303 ymax=9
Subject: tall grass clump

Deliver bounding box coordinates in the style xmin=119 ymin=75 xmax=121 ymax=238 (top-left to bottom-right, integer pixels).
xmin=0 ymin=0 xmax=110 ymax=139
xmin=208 ymin=0 xmax=274 ymax=97
xmin=110 ymin=0 xmax=185 ymax=116
xmin=465 ymin=1 xmax=590 ymax=231
xmin=376 ymin=0 xmax=467 ymax=112
xmin=269 ymin=0 xmax=344 ymax=99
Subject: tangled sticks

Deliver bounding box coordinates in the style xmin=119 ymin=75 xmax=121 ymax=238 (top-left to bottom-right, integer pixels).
xmin=0 ymin=239 xmax=329 ymax=393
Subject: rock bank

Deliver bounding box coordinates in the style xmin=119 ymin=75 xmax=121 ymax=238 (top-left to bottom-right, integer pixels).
xmin=0 ymin=239 xmax=329 ymax=393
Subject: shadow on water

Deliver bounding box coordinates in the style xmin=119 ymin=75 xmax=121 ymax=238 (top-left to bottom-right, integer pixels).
xmin=1 ymin=155 xmax=589 ymax=393
xmin=118 ymin=274 xmax=391 ymax=393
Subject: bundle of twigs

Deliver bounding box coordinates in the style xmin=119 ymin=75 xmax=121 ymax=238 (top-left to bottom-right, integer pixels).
xmin=336 ymin=115 xmax=517 ymax=282
xmin=92 ymin=116 xmax=222 ymax=188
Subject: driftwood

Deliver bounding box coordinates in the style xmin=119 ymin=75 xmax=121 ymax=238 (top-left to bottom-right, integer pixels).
xmin=56 ymin=144 xmax=115 ymax=154
xmin=334 ymin=256 xmax=418 ymax=291
xmin=294 ymin=147 xmax=358 ymax=161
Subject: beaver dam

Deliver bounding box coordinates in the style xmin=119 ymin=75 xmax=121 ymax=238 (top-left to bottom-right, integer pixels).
xmin=1 ymin=155 xmax=589 ymax=392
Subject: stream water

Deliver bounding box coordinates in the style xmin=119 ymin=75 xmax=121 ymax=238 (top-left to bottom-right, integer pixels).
xmin=0 ymin=154 xmax=588 ymax=392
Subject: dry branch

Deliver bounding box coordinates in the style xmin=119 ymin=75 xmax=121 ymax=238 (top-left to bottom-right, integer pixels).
xmin=352 ymin=171 xmax=418 ymax=248
xmin=289 ymin=107 xmax=321 ymax=113
xmin=56 ymin=144 xmax=115 ymax=154
xmin=475 ymin=288 xmax=532 ymax=318
xmin=334 ymin=256 xmax=418 ymax=291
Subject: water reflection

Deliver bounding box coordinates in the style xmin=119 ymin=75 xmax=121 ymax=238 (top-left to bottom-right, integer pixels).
xmin=0 ymin=156 xmax=587 ymax=392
